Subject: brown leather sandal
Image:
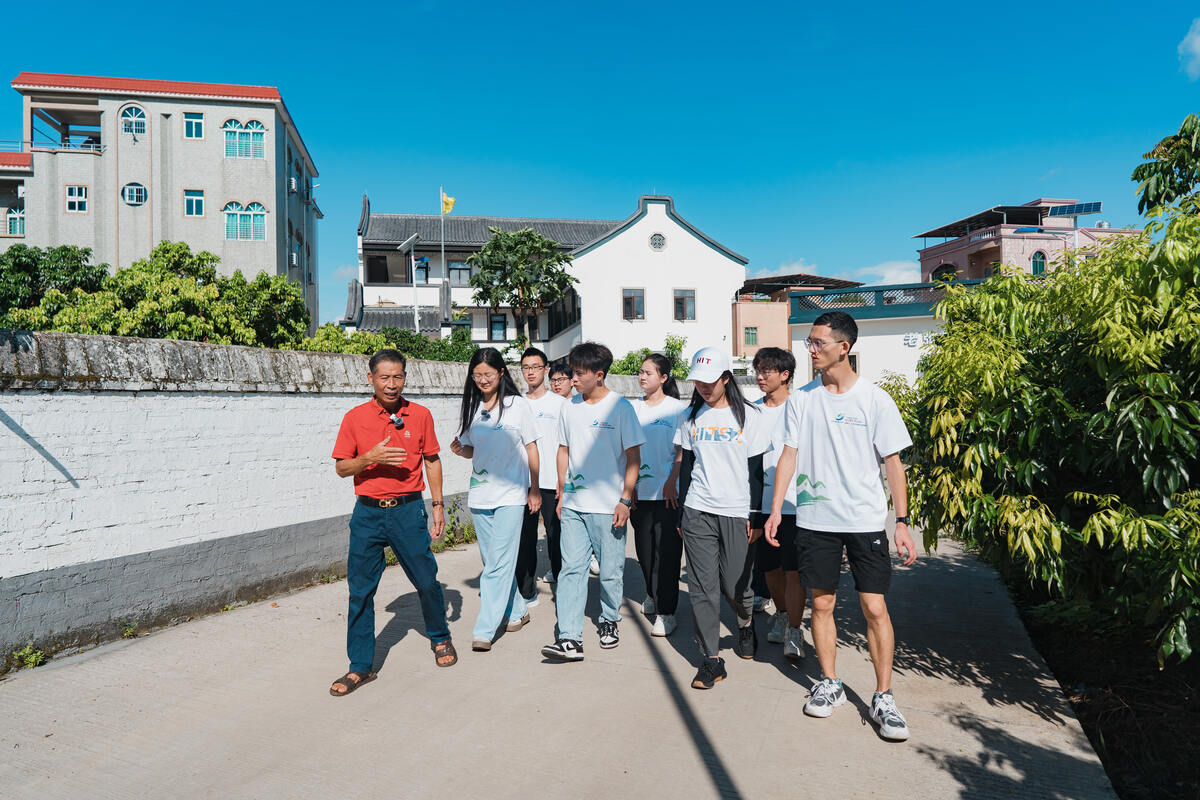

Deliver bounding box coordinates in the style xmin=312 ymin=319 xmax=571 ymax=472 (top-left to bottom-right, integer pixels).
xmin=433 ymin=639 xmax=458 ymax=667
xmin=329 ymin=670 xmax=376 ymax=696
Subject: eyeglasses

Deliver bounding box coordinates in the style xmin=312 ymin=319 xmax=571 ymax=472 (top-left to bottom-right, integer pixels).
xmin=754 ymin=369 xmax=779 ymax=378
xmin=388 ymin=413 xmax=405 ymax=430
xmin=803 ymin=337 xmax=843 ymax=351
xmin=520 ymin=364 xmax=546 ymax=373
xmin=471 ymin=371 xmax=498 ymax=383
xmin=550 ymin=376 xmax=570 ymax=384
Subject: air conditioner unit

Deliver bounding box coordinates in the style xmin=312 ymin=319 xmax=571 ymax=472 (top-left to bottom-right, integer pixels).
xmin=288 ymin=177 xmax=298 ymax=193
xmin=289 ymin=252 xmax=298 ymax=267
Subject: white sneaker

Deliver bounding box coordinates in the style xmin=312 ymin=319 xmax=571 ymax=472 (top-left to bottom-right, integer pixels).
xmin=524 ymin=593 xmax=540 ymax=608
xmin=589 ymin=555 xmax=600 ymax=576
xmin=870 ymin=691 xmax=911 ymax=741
xmin=642 ymin=597 xmax=656 ymax=616
xmin=803 ymin=677 xmax=846 ymax=718
xmin=784 ymin=626 xmax=807 ymax=660
xmin=539 ymin=570 xmax=555 ymax=584
xmin=651 ymin=614 xmax=676 ymax=637
xmin=767 ymin=610 xmax=789 ymax=643
xmin=753 ymin=596 xmax=776 ymax=616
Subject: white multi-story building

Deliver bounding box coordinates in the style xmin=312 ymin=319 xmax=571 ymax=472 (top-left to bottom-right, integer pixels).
xmin=343 ymin=195 xmax=748 ymax=360
xmin=0 ymin=72 xmax=321 ymax=327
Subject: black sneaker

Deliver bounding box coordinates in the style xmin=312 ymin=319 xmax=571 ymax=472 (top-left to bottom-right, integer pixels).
xmin=691 ymin=657 xmax=727 ymax=689
xmin=736 ymin=621 xmax=758 ymax=660
xmin=598 ymin=620 xmax=619 ymax=649
xmin=541 ymin=638 xmax=585 ymax=661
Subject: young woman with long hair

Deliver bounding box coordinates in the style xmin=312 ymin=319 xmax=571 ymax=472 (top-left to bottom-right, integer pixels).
xmin=630 ymin=354 xmax=688 ymax=638
xmin=674 ymin=347 xmax=768 ymax=689
xmin=449 ymin=347 xmax=542 ymax=652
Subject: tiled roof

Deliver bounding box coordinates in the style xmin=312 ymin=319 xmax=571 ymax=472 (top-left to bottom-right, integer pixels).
xmin=362 ymin=213 xmax=620 ymax=249
xmin=742 ymin=272 xmax=861 ymax=292
xmin=0 ymin=152 xmax=32 ymax=169
xmin=11 ymin=72 xmax=280 ymax=101
xmin=358 ymin=306 xmax=443 ymax=334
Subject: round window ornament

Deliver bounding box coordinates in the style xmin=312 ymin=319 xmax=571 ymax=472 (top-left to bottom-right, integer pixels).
xmin=121 ymin=183 xmax=148 ymax=206
xmin=649 ymin=233 xmax=666 ymax=251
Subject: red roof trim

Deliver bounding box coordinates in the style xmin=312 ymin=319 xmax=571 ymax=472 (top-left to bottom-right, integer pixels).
xmin=0 ymin=152 xmax=32 ymax=168
xmin=11 ymin=72 xmax=280 ymax=101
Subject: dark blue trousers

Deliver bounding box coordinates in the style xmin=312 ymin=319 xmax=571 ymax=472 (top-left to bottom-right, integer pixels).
xmin=346 ymin=500 xmax=449 ymax=673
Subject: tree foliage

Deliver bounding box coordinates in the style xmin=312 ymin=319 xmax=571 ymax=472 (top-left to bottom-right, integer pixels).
xmin=0 ymin=244 xmax=108 ymax=312
xmin=466 ymin=227 xmax=575 ymax=342
xmin=297 ymin=323 xmax=476 ymax=362
xmin=1132 ymin=113 xmax=1200 ymax=214
xmin=3 ymin=241 xmax=309 ymax=348
xmin=907 ymin=205 xmax=1200 ymax=664
xmin=609 ymin=335 xmax=689 ymax=379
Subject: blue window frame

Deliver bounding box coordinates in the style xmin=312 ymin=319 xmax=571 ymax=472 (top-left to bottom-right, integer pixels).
xmin=6 ymin=207 xmax=24 ymax=236
xmin=121 ymin=106 xmax=146 ymax=135
xmin=184 ymin=113 xmax=203 ymax=139
xmin=223 ymin=120 xmax=241 ymax=157
xmin=1031 ymin=251 xmax=1047 ymax=276
xmin=223 ymin=202 xmax=266 ymax=240
xmin=490 ymin=313 xmax=507 ymax=341
xmin=122 ymin=183 xmax=147 ymax=206
xmin=248 ymin=203 xmax=266 ymax=239
xmin=184 ymin=190 xmax=204 ymax=217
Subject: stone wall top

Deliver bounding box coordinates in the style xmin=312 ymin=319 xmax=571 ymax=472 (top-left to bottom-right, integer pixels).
xmin=0 ymin=330 xmax=700 ymax=397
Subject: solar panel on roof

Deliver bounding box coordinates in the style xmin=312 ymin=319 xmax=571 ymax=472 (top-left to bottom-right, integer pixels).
xmin=1048 ymin=202 xmax=1102 ymax=217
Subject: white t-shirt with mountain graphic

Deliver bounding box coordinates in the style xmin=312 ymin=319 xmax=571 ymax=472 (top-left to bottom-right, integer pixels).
xmin=782 ymin=377 xmax=912 ymax=532
xmin=674 ymin=403 xmax=771 ymax=518
xmin=527 ymin=391 xmax=567 ymax=490
xmin=459 ymin=395 xmax=540 ymax=510
xmin=631 ymin=395 xmax=689 ymax=501
xmin=558 ymin=390 xmax=645 ymax=515
xmin=755 ymin=398 xmax=797 ymax=515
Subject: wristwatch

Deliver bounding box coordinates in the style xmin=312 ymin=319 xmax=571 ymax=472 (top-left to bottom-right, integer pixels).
xmin=895 ymin=515 xmax=910 ymax=525
xmin=619 ymin=498 xmax=633 ymax=508
xmin=431 ymin=501 xmax=444 ymax=508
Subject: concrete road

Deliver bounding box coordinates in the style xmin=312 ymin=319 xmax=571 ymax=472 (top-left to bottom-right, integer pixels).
xmin=0 ymin=538 xmax=1115 ymax=799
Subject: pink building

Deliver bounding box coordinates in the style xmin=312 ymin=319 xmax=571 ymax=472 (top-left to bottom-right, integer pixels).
xmin=732 ymin=272 xmax=860 ymax=359
xmin=915 ymin=198 xmax=1140 ymax=281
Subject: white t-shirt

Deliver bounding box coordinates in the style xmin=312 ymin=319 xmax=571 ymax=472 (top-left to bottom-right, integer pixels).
xmin=558 ymin=390 xmax=645 ymax=514
xmin=458 ymin=395 xmax=539 ymax=510
xmin=755 ymin=397 xmax=797 ymax=515
xmin=674 ymin=403 xmax=771 ymax=518
xmin=631 ymin=396 xmax=689 ymax=502
xmin=527 ymin=391 xmax=567 ymax=490
xmin=782 ymin=377 xmax=913 ymax=532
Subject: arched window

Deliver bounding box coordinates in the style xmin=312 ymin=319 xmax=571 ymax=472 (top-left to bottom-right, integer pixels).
xmin=121 ymin=106 xmax=146 ymax=135
xmin=223 ymin=120 xmax=243 ymax=158
xmin=244 ymin=120 xmax=265 ymax=159
xmin=224 ymin=201 xmax=267 ymax=240
xmin=6 ymin=206 xmax=24 ymax=236
xmin=1031 ymin=251 xmax=1047 ymax=276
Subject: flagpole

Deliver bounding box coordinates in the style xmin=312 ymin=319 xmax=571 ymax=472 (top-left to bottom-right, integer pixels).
xmin=440 ymin=185 xmax=448 ymax=329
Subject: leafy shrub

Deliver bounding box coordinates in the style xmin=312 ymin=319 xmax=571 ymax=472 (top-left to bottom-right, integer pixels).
xmin=610 ymin=334 xmax=689 ymax=379
xmin=909 ymin=204 xmax=1200 ymax=664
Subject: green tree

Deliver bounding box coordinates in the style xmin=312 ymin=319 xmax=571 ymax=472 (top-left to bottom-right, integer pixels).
xmin=910 ymin=204 xmax=1200 ymax=664
xmin=609 ymin=335 xmax=689 ymax=379
xmin=1132 ymin=113 xmax=1200 ymax=214
xmin=0 ymin=244 xmax=108 ymax=312
xmin=466 ymin=227 xmax=575 ymax=343
xmin=220 ymin=270 xmax=310 ymax=348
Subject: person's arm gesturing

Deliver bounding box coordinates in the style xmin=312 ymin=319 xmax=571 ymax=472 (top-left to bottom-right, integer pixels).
xmin=335 ymin=434 xmax=407 ymax=478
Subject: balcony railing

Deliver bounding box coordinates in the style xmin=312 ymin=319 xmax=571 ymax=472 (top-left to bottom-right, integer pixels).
xmin=788 ymin=280 xmax=982 ymax=324
xmin=968 ymin=226 xmax=999 ymax=242
xmin=0 ymin=139 xmax=105 ymax=154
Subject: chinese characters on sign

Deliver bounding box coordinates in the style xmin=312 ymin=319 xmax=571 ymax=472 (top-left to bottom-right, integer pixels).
xmin=903 ymin=331 xmax=936 ymax=347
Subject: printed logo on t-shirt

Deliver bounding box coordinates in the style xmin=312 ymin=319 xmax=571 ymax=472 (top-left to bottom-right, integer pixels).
xmin=650 ymin=418 xmax=675 ymax=428
xmin=590 ymin=420 xmax=615 ymax=430
xmin=563 ymin=472 xmax=587 ymax=493
xmin=536 ymin=411 xmax=557 ymax=420
xmin=635 ymin=463 xmax=654 ymax=484
xmin=794 ymin=473 xmax=831 ymax=506
xmin=470 ymin=468 xmax=490 ymax=488
xmin=833 ymin=413 xmax=867 ymax=428
xmin=689 ymin=424 xmax=744 ymax=444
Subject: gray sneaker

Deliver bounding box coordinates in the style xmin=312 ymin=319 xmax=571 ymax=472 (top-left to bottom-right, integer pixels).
xmin=767 ymin=610 xmax=789 ymax=643
xmin=803 ymin=677 xmax=846 ymax=718
xmin=870 ymin=691 xmax=910 ymax=741
xmin=783 ymin=626 xmax=807 ymax=660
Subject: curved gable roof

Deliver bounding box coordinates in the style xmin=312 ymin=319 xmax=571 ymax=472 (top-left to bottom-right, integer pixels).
xmin=571 ymin=195 xmax=748 ymax=265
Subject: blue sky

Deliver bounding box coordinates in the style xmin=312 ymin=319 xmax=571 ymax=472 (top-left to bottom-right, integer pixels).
xmin=3 ymin=1 xmax=1198 ymax=323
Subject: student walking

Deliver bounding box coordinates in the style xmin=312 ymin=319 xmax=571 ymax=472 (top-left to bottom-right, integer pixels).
xmin=449 ymin=347 xmax=542 ymax=652
xmin=329 ymin=349 xmax=456 ymax=696
xmin=541 ymin=342 xmax=644 ymax=661
xmin=765 ymin=311 xmax=919 ymax=741
xmin=516 ymin=347 xmax=566 ymax=597
xmin=630 ymin=354 xmax=688 ymax=638
xmin=675 ymin=347 xmax=769 ymax=689
xmin=751 ymin=347 xmax=808 ymax=660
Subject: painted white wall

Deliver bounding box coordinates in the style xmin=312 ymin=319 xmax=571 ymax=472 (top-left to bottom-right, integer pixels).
xmin=572 ymin=199 xmax=745 ymax=361
xmin=790 ymin=315 xmax=942 ymax=386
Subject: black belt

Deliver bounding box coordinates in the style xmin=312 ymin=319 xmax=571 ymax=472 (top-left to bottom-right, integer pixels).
xmin=358 ymin=493 xmax=423 ymax=508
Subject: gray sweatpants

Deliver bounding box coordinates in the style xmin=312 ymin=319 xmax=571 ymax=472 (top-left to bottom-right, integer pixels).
xmin=680 ymin=506 xmax=754 ymax=659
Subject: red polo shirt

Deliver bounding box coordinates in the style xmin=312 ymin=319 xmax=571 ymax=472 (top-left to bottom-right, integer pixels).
xmin=332 ymin=397 xmax=440 ymax=498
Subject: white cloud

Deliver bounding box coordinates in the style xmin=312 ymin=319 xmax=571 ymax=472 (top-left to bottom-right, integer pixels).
xmin=750 ymin=258 xmax=820 ymax=277
xmin=1180 ymin=18 xmax=1200 ymax=80
xmin=329 ymin=263 xmax=358 ymax=282
xmin=835 ymin=260 xmax=922 ymax=286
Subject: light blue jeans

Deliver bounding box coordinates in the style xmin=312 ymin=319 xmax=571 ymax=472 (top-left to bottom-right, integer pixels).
xmin=556 ymin=508 xmax=626 ymax=641
xmin=471 ymin=505 xmax=528 ymax=642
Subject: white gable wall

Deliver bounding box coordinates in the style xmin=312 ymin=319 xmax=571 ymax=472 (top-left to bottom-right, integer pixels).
xmin=571 ymin=199 xmax=745 ymax=362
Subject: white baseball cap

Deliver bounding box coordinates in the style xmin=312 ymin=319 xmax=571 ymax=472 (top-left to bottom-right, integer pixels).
xmin=686 ymin=346 xmax=731 ymax=383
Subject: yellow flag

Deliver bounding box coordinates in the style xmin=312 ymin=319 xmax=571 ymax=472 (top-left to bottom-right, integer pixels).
xmin=441 ymin=190 xmax=456 ymax=215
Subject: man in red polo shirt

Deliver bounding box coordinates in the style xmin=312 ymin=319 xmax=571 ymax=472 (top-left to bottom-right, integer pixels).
xmin=329 ymin=348 xmax=456 ymax=696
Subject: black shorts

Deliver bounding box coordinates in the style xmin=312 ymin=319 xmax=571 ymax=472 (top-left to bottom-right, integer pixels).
xmin=755 ymin=515 xmax=797 ymax=572
xmin=797 ymin=527 xmax=891 ymax=595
